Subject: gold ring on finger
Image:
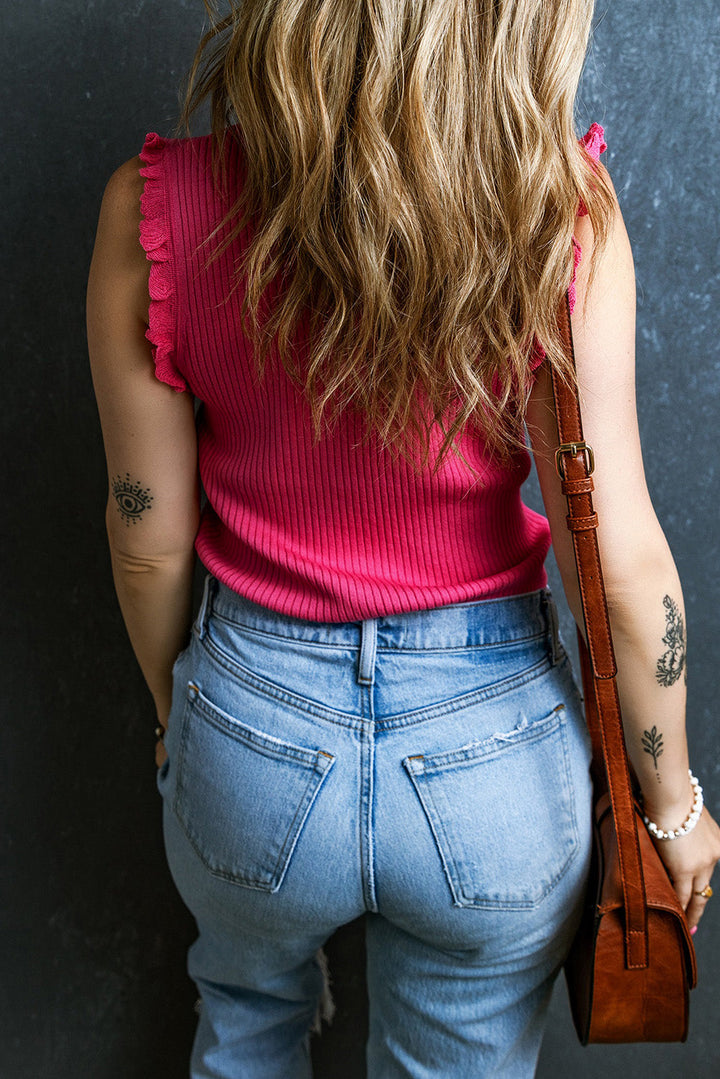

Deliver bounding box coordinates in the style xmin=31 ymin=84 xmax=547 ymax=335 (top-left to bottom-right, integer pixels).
xmin=694 ymin=885 xmax=713 ymax=899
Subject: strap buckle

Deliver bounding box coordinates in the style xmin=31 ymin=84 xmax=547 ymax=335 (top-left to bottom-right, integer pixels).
xmin=554 ymin=441 xmax=595 ymax=479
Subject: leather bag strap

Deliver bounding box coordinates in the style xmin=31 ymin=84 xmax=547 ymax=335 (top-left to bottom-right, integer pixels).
xmin=547 ymin=291 xmax=649 ymax=969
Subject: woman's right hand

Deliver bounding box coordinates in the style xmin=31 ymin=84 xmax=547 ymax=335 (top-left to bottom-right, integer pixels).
xmin=647 ymin=807 xmax=720 ymax=930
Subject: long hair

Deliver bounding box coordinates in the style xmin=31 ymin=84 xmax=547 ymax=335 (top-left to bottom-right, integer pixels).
xmin=177 ymin=0 xmax=616 ymax=474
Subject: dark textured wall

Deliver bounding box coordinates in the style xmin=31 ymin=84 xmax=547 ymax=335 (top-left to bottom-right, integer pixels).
xmin=1 ymin=2 xmax=718 ymax=1076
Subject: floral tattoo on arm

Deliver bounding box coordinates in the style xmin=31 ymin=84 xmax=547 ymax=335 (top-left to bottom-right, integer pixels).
xmin=111 ymin=473 xmax=154 ymax=525
xmin=642 ymin=596 xmax=686 ymax=785
xmin=655 ymin=594 xmax=687 ymax=687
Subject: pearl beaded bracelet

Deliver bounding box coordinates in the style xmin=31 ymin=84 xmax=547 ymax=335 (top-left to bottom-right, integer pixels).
xmin=642 ymin=770 xmax=704 ymax=840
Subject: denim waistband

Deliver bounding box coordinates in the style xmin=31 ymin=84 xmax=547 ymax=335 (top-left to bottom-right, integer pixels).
xmin=198 ymin=576 xmax=559 ymax=652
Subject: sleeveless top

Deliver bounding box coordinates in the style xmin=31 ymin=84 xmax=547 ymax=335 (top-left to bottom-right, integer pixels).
xmin=138 ymin=123 xmax=607 ymax=622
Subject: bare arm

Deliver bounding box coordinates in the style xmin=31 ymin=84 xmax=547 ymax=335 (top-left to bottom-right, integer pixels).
xmin=526 ymin=174 xmax=720 ymax=928
xmin=86 ymin=156 xmax=200 ymax=765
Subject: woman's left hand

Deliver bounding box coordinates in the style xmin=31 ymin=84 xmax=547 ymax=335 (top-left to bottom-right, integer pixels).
xmin=155 ymin=707 xmax=170 ymax=768
xmin=155 ymin=732 xmax=168 ymax=769
xmin=649 ymin=808 xmax=720 ymax=931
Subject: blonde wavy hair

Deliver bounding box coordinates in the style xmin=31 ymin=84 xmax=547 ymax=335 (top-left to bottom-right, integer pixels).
xmin=177 ymin=0 xmax=616 ymax=474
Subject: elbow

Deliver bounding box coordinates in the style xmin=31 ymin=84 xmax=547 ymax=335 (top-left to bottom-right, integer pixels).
xmin=108 ymin=547 xmax=189 ymax=575
xmin=105 ymin=504 xmax=199 ymax=568
xmin=107 ymin=541 xmax=197 ymax=599
xmin=600 ymin=538 xmax=680 ymax=612
xmin=554 ymin=530 xmax=680 ymax=632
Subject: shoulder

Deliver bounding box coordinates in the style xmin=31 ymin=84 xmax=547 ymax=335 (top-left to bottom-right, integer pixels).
xmin=95 ymin=130 xmax=195 ymax=255
xmin=90 ymin=155 xmax=150 ymax=323
xmin=102 ymin=153 xmax=145 ymax=210
xmin=92 ymin=154 xmax=148 ymax=312
xmin=98 ymin=155 xmax=147 ymax=259
xmin=571 ymin=124 xmax=632 ymax=310
xmin=573 ymin=161 xmax=617 ymax=256
xmin=573 ymin=163 xmax=634 ymax=315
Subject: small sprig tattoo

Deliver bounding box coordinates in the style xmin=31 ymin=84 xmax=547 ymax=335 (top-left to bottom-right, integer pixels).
xmin=111 ymin=473 xmax=154 ymax=525
xmin=655 ymin=595 xmax=687 ymax=687
xmin=641 ymin=725 xmax=664 ymax=781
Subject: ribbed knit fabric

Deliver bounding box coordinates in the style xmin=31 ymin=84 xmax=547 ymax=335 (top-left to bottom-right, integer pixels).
xmin=138 ymin=123 xmax=606 ymax=622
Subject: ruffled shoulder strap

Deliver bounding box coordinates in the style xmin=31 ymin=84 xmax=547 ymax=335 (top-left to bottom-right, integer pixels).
xmin=138 ymin=133 xmax=189 ymax=392
xmin=569 ymin=122 xmax=607 ymax=314
xmin=529 ymin=123 xmax=607 ymax=369
xmin=576 ymin=122 xmax=607 ymax=217
xmin=579 ymin=121 xmax=608 ymax=161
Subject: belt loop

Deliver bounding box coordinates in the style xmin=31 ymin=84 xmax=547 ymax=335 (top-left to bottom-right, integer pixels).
xmin=196 ymin=574 xmax=216 ymax=641
xmin=542 ymin=590 xmax=561 ymax=665
xmin=357 ymin=619 xmax=378 ymax=685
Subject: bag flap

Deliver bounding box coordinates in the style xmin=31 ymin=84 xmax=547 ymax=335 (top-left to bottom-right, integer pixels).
xmin=594 ymin=793 xmax=698 ymax=987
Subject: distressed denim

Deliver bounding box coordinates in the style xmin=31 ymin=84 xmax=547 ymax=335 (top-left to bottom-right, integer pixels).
xmin=157 ymin=575 xmax=593 ymax=1078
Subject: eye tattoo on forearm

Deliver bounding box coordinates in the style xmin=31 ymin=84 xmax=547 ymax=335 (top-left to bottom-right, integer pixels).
xmin=655 ymin=594 xmax=687 ymax=687
xmin=111 ymin=473 xmax=154 ymax=525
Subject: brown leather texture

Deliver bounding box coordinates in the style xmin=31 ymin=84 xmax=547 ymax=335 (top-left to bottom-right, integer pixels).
xmin=565 ymin=793 xmax=697 ymax=1043
xmin=551 ymin=291 xmax=696 ymax=1044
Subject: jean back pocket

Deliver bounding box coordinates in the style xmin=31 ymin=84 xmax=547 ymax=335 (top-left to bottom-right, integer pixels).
xmin=172 ymin=683 xmax=335 ymax=891
xmin=403 ymin=704 xmax=579 ymax=909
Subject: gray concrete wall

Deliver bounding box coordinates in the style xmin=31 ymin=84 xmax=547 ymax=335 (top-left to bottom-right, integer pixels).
xmin=1 ymin=2 xmax=717 ymax=1075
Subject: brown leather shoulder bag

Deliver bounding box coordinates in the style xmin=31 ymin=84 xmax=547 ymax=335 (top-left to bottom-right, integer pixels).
xmin=548 ymin=291 xmax=697 ymax=1043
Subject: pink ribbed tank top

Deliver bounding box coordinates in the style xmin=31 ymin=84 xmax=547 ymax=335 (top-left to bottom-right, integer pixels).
xmin=138 ymin=123 xmax=607 ymax=622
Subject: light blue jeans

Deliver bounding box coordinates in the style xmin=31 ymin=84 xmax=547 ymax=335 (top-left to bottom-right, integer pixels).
xmin=157 ymin=575 xmax=593 ymax=1078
